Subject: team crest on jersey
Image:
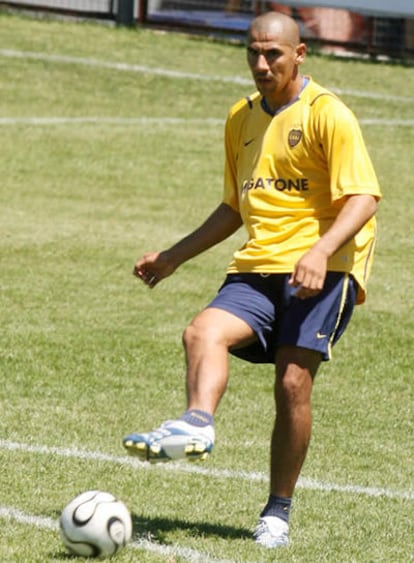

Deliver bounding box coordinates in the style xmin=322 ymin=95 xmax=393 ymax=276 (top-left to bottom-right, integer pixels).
xmin=288 ymin=129 xmax=302 ymax=148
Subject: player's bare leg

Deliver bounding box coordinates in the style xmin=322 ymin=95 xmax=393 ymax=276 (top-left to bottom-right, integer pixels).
xmin=183 ymin=307 xmax=256 ymax=414
xmin=271 ymin=345 xmax=320 ymax=496
xmin=255 ymin=345 xmax=321 ymax=547
xmin=123 ymin=307 xmax=255 ymax=462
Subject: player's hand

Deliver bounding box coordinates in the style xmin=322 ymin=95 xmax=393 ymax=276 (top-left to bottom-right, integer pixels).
xmin=133 ymin=250 xmax=177 ymax=289
xmin=288 ymin=248 xmax=328 ymax=299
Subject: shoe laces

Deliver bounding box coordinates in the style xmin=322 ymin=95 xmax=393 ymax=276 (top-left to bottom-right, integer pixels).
xmin=146 ymin=421 xmax=175 ymax=441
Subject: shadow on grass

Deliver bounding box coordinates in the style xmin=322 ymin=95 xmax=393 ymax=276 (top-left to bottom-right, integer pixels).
xmin=131 ymin=511 xmax=252 ymax=542
xmin=51 ymin=510 xmax=252 ymax=559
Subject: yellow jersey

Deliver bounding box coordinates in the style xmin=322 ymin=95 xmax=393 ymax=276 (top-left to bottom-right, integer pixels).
xmin=223 ymin=77 xmax=381 ymax=303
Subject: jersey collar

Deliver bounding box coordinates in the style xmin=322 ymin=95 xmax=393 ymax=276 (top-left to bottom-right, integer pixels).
xmin=261 ymin=76 xmax=310 ymax=116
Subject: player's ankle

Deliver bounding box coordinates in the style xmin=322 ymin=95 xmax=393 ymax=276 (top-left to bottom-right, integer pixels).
xmin=180 ymin=409 xmax=213 ymax=427
xmin=260 ymin=494 xmax=292 ymax=523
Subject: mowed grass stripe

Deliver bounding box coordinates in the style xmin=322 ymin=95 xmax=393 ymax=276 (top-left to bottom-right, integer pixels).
xmin=1 ymin=48 xmax=413 ymax=104
xmin=1 ymin=440 xmax=413 ymax=501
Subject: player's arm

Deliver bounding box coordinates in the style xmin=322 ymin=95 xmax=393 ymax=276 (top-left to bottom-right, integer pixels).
xmin=290 ymin=97 xmax=381 ymax=299
xmin=289 ymin=193 xmax=378 ymax=299
xmin=134 ymin=202 xmax=242 ymax=288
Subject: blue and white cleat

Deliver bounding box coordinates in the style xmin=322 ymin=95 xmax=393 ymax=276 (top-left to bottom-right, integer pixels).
xmin=254 ymin=516 xmax=289 ymax=548
xmin=123 ymin=419 xmax=214 ymax=463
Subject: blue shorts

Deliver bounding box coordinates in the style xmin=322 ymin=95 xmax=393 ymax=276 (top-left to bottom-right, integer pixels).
xmin=207 ymin=272 xmax=357 ymax=363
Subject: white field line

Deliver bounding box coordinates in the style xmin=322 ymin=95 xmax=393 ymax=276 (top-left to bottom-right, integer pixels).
xmin=0 ymin=48 xmax=252 ymax=84
xmin=0 ymin=506 xmax=234 ymax=563
xmin=0 ymin=116 xmax=412 ymax=127
xmin=1 ymin=439 xmax=413 ymax=501
xmin=1 ymin=48 xmax=414 ymax=104
xmin=360 ymin=118 xmax=414 ymax=126
xmin=0 ymin=116 xmax=223 ymax=126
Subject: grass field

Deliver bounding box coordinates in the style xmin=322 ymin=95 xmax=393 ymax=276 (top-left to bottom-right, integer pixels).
xmin=0 ymin=11 xmax=413 ymax=562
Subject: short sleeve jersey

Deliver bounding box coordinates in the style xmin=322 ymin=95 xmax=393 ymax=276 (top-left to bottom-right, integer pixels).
xmin=223 ymin=77 xmax=381 ymax=303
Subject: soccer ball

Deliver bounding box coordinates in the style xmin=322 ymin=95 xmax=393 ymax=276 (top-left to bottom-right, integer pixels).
xmin=59 ymin=490 xmax=133 ymax=558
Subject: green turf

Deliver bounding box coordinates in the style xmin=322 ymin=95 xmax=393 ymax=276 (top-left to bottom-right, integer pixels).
xmin=0 ymin=11 xmax=413 ymax=562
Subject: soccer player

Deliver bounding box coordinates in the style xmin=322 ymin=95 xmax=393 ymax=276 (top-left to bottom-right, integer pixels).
xmin=123 ymin=11 xmax=381 ymax=548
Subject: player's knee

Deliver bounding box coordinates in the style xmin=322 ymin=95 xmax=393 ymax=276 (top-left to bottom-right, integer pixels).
xmin=182 ymin=320 xmax=203 ymax=351
xmin=182 ymin=316 xmax=220 ymax=351
xmin=275 ymin=365 xmax=313 ymax=407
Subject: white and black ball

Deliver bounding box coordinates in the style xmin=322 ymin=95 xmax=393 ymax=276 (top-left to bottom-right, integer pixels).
xmin=59 ymin=490 xmax=132 ymax=558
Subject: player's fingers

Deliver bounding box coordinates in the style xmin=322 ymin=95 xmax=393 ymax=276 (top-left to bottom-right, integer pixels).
xmin=295 ymin=287 xmax=321 ymax=299
xmin=132 ymin=266 xmax=156 ymax=285
xmin=288 ymin=270 xmax=301 ymax=287
xmin=133 ymin=266 xmax=146 ymax=279
xmin=147 ymin=274 xmax=158 ymax=288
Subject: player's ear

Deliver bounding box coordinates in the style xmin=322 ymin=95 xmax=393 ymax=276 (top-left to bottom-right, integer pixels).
xmin=295 ymin=43 xmax=307 ymax=64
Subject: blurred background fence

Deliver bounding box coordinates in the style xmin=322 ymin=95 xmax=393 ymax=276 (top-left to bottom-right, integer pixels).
xmin=1 ymin=0 xmax=413 ymax=60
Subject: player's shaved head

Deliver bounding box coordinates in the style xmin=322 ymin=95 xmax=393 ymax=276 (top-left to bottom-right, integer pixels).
xmin=245 ymin=11 xmax=306 ymax=112
xmin=248 ymin=11 xmax=300 ymax=48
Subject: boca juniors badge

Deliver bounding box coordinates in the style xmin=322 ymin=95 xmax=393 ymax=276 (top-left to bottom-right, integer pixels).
xmin=288 ymin=129 xmax=302 ymax=148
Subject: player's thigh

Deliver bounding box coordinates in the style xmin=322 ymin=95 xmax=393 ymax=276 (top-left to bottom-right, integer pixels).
xmin=185 ymin=306 xmax=256 ymax=349
xmin=276 ymin=345 xmax=322 ymax=380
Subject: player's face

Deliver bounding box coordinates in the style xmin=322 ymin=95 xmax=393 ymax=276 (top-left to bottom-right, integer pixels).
xmin=247 ymin=33 xmax=305 ymax=108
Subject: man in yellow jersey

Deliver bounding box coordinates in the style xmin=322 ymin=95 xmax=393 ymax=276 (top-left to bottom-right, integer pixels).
xmin=123 ymin=11 xmax=381 ymax=548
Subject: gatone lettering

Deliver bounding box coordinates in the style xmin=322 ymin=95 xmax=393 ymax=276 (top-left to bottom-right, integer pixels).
xmin=242 ymin=177 xmax=309 ymax=193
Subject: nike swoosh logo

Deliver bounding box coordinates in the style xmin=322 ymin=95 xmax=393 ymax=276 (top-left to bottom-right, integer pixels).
xmin=244 ymin=138 xmax=255 ymax=147
xmin=316 ymin=332 xmax=327 ymax=339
